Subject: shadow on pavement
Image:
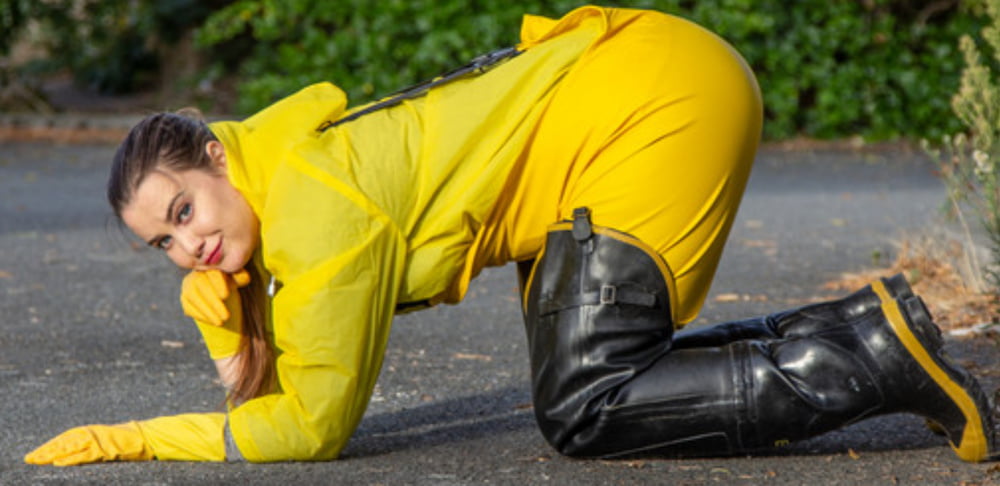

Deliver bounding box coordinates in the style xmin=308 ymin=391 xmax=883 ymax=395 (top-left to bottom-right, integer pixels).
xmin=345 ymin=386 xmax=536 ymax=457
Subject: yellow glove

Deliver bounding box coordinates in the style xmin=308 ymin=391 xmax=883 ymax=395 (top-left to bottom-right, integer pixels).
xmin=181 ymin=269 xmax=249 ymax=359
xmin=24 ymin=422 xmax=153 ymax=466
xmin=195 ymin=289 xmax=244 ymax=360
xmin=180 ymin=269 xmax=251 ymax=327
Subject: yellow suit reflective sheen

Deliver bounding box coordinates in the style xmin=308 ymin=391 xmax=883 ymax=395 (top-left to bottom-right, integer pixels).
xmin=139 ymin=6 xmax=761 ymax=462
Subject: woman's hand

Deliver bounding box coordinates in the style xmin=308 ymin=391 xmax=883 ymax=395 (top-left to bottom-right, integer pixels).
xmin=24 ymin=422 xmax=154 ymax=466
xmin=182 ymin=269 xmax=251 ymax=389
xmin=188 ymin=273 xmax=248 ymax=361
xmin=180 ymin=269 xmax=251 ymax=326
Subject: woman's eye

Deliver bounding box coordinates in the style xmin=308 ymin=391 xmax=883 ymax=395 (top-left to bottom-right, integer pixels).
xmin=157 ymin=235 xmax=173 ymax=250
xmin=176 ymin=203 xmax=192 ymax=223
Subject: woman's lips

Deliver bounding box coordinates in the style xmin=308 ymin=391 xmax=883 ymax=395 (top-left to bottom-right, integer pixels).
xmin=205 ymin=240 xmax=223 ymax=266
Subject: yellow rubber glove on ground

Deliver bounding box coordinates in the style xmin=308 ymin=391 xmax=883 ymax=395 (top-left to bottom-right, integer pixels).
xmin=24 ymin=422 xmax=153 ymax=466
xmin=25 ymin=414 xmax=227 ymax=465
xmin=180 ymin=269 xmax=250 ymax=326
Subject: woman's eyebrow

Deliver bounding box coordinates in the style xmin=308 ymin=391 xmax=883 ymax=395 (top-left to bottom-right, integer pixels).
xmin=164 ymin=192 xmax=184 ymax=224
xmin=144 ymin=191 xmax=185 ymax=246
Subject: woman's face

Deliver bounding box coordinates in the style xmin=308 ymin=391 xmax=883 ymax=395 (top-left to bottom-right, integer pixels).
xmin=121 ymin=141 xmax=260 ymax=273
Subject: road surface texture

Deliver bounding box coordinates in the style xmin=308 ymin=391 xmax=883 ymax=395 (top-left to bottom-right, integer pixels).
xmin=1 ymin=140 xmax=998 ymax=485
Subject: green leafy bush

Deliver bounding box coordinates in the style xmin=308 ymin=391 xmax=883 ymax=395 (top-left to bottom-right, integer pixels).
xmin=690 ymin=0 xmax=980 ymax=141
xmin=3 ymin=0 xmax=223 ymax=94
xmin=195 ymin=0 xmax=980 ymax=140
xmin=196 ymin=0 xmax=580 ymax=113
xmin=0 ymin=0 xmax=31 ymax=55
xmin=2 ymin=1 xmax=983 ymax=141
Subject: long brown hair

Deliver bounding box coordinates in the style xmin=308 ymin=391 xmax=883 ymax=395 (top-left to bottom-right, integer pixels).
xmin=108 ymin=111 xmax=275 ymax=404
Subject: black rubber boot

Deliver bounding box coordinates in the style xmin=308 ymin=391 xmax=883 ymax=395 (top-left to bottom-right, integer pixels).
xmin=521 ymin=208 xmax=675 ymax=453
xmin=671 ymin=273 xmax=913 ymax=349
xmin=844 ymin=289 xmax=998 ymax=462
xmin=522 ymin=208 xmax=998 ymax=461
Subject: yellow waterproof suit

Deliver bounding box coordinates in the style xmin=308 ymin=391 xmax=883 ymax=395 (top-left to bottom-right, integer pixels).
xmin=137 ymin=6 xmax=762 ymax=461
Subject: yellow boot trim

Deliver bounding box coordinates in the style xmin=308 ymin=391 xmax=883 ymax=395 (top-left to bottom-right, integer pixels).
xmin=871 ymin=281 xmax=989 ymax=462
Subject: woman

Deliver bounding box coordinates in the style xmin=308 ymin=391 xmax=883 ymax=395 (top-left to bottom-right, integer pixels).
xmin=26 ymin=5 xmax=997 ymax=464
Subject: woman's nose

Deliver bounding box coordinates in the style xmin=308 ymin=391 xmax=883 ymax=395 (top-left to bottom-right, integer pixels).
xmin=176 ymin=230 xmax=204 ymax=259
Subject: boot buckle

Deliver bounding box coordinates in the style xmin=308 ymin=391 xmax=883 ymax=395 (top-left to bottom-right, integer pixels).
xmin=600 ymin=284 xmax=617 ymax=305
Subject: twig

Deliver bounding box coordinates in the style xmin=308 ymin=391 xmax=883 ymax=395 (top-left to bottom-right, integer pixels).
xmin=948 ymin=188 xmax=987 ymax=293
xmin=916 ymin=0 xmax=959 ymax=27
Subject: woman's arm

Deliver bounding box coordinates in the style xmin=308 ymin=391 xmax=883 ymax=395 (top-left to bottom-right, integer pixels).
xmin=219 ymin=152 xmax=409 ymax=460
xmin=214 ymin=354 xmax=241 ymax=392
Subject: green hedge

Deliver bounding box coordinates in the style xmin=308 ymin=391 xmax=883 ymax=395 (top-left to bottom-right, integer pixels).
xmin=2 ymin=0 xmax=221 ymax=93
xmin=195 ymin=1 xmax=983 ymax=141
xmin=3 ymin=1 xmax=985 ymax=141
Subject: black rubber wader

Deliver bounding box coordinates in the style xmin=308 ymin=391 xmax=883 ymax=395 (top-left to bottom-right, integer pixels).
xmin=520 ymin=207 xmax=997 ymax=461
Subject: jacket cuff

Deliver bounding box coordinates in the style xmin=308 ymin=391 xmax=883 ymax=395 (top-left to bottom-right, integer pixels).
xmin=136 ymin=413 xmax=226 ymax=461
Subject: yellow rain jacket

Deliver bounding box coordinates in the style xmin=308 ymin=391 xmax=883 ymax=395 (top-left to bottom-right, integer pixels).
xmin=136 ymin=5 xmax=762 ymax=462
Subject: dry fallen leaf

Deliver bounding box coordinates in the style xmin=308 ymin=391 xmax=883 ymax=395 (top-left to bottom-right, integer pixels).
xmin=825 ymin=237 xmax=998 ymax=331
xmin=848 ymin=448 xmax=860 ymax=460
xmin=714 ymin=293 xmax=740 ymax=302
xmin=0 ymin=270 xmax=11 ymax=279
xmin=742 ymin=239 xmax=777 ymax=248
xmin=714 ymin=293 xmax=769 ymax=303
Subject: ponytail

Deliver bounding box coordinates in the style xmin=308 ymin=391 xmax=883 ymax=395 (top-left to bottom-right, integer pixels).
xmin=228 ymin=262 xmax=276 ymax=405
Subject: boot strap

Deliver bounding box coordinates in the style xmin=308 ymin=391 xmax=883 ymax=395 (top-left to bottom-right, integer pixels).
xmin=539 ymin=284 xmax=657 ymax=315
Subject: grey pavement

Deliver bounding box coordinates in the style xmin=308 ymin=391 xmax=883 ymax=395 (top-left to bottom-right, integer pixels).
xmin=1 ymin=139 xmax=998 ymax=485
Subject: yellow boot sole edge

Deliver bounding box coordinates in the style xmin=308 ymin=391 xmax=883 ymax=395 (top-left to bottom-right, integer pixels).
xmin=871 ymin=281 xmax=989 ymax=462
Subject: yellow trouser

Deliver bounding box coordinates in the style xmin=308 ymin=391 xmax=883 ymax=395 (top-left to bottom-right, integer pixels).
xmin=481 ymin=11 xmax=762 ymax=325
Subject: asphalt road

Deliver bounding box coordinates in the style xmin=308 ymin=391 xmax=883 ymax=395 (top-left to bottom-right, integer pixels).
xmin=1 ymin=141 xmax=998 ymax=485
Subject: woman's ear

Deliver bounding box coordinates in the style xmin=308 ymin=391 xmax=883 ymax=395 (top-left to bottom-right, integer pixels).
xmin=205 ymin=141 xmax=228 ymax=171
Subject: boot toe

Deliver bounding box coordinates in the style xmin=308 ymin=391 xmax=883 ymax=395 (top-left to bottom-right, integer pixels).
xmin=877 ymin=292 xmax=996 ymax=462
